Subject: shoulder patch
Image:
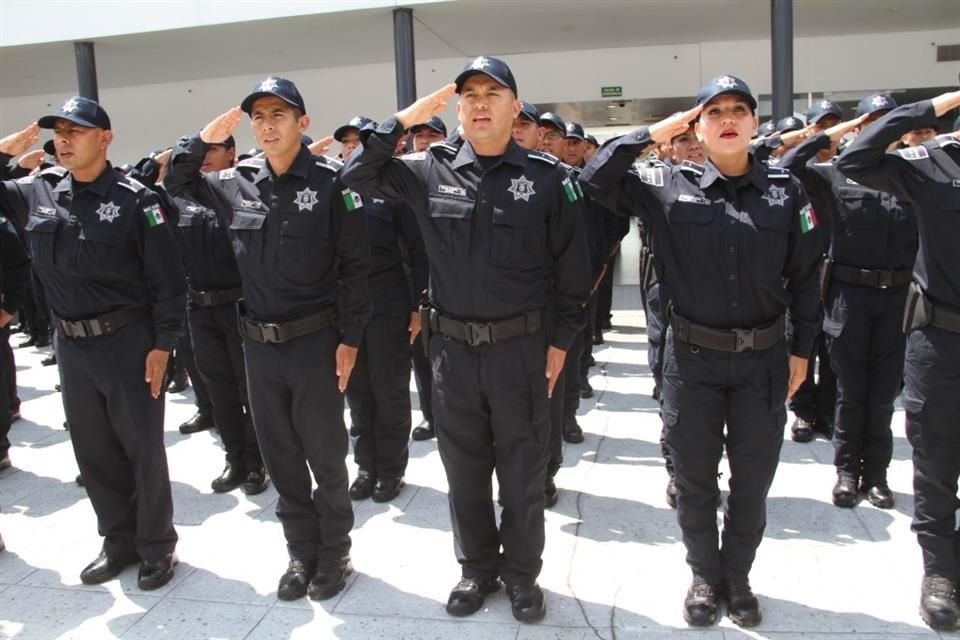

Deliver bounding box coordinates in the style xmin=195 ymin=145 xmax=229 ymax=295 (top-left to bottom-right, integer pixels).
xmin=39 ymin=165 xmax=67 ymax=178
xmin=238 ymin=157 xmax=266 ymax=169
xmin=15 ymin=175 xmax=35 ymax=185
xmin=934 ymin=134 xmax=960 ymax=149
xmin=118 ymin=177 xmax=146 ymax=193
xmin=219 ymin=168 xmax=237 ymax=180
xmin=897 ymin=145 xmax=929 ymax=161
xmin=528 ymin=151 xmax=559 ymax=166
xmin=679 ymin=160 xmax=704 ymax=176
xmin=401 ymin=151 xmax=427 ymax=161
xmin=428 ymin=141 xmax=459 ymax=154
xmin=318 ymin=155 xmax=343 ymax=170
xmin=638 ymin=166 xmax=665 ymax=188
xmin=314 ymin=160 xmax=339 ymax=174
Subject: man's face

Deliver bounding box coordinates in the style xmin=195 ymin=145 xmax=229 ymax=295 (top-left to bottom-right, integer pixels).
xmin=340 ymin=129 xmax=360 ymax=160
xmin=669 ymin=127 xmax=705 ymax=164
xmin=201 ymin=144 xmax=236 ymax=173
xmin=456 ymin=75 xmax=519 ymax=148
xmin=511 ymin=116 xmax=543 ymax=151
xmin=249 ymin=96 xmax=308 ymax=159
xmin=695 ymin=95 xmax=757 ymax=156
xmin=583 ymin=141 xmax=598 ymax=163
xmin=539 ymin=124 xmax=565 ymax=157
xmin=563 ymin=138 xmax=586 ymax=166
xmin=901 ymin=127 xmax=937 ymax=147
xmin=812 ymin=114 xmax=841 ymax=133
xmin=52 ymin=119 xmax=111 ymax=174
xmin=412 ymin=128 xmax=444 ymax=152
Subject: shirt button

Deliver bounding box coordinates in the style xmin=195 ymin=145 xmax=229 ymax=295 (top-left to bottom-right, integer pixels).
xmin=731 ymin=300 xmax=739 ymax=307
xmin=729 ymin=219 xmax=735 ymax=225
xmin=729 ymin=274 xmax=736 ymax=280
xmin=729 ymin=246 xmax=735 ymax=253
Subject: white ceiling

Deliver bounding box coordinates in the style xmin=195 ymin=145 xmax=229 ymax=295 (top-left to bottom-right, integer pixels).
xmin=1 ymin=0 xmax=958 ymax=98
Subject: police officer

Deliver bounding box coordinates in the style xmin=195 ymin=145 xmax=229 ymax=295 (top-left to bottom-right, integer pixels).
xmin=333 ymin=116 xmax=375 ymax=162
xmin=835 ymin=89 xmax=960 ymax=631
xmin=345 ymin=120 xmax=429 ymax=504
xmin=0 ymin=216 xmax=30 ymax=469
xmin=583 ymin=133 xmax=599 ymax=163
xmin=409 ymin=117 xmax=448 ymax=152
xmin=780 ymin=94 xmax=916 ymax=511
xmin=166 ymin=77 xmax=370 ymax=602
xmin=342 ymin=57 xmax=590 ymax=623
xmin=0 ymin=98 xmax=186 ymax=590
xmin=581 ymin=75 xmax=821 ymax=628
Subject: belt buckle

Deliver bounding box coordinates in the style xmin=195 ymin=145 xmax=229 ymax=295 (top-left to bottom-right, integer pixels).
xmin=63 ymin=320 xmax=84 ymax=339
xmin=733 ymin=328 xmax=755 ymax=352
xmin=260 ymin=323 xmax=282 ymax=343
xmin=465 ymin=322 xmax=492 ymax=346
xmin=877 ymin=271 xmax=893 ymax=289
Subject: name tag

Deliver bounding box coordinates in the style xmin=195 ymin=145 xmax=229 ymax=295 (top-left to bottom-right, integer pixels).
xmin=438 ymin=185 xmax=467 ymax=197
xmin=677 ymin=194 xmax=711 ymax=205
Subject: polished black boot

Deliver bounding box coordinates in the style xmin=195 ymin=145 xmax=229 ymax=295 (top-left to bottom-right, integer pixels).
xmin=683 ymin=576 xmax=719 ymax=627
xmin=138 ymin=553 xmax=178 ymax=590
xmin=277 ymin=559 xmax=315 ymax=601
xmin=832 ymin=471 xmax=859 ymax=508
xmin=723 ymin=577 xmax=761 ymax=627
xmin=307 ymin=557 xmax=353 ymax=601
xmin=445 ymin=576 xmax=501 ymax=617
xmin=179 ymin=411 xmax=215 ymax=435
xmin=507 ymin=582 xmax=546 ymax=622
xmin=211 ymin=463 xmax=245 ymax=493
xmin=920 ymin=575 xmax=960 ymax=631
xmin=349 ymin=469 xmax=376 ymax=501
xmin=790 ymin=416 xmax=814 ymax=443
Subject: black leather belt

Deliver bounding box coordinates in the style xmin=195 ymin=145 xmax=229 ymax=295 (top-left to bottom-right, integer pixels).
xmin=429 ymin=309 xmax=541 ymax=347
xmin=54 ymin=306 xmax=149 ymax=339
xmin=239 ymin=308 xmax=336 ymax=344
xmin=831 ymin=263 xmax=913 ymax=289
xmin=190 ymin=287 xmax=243 ymax=307
xmin=930 ymin=303 xmax=960 ymax=333
xmin=669 ymin=307 xmax=784 ymax=353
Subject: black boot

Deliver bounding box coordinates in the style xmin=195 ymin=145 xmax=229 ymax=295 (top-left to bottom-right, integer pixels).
xmin=723 ymin=577 xmax=761 ymax=627
xmin=832 ymin=471 xmax=859 ymax=508
xmin=179 ymin=411 xmax=215 ymax=435
xmin=211 ymin=463 xmax=245 ymax=493
xmin=861 ymin=477 xmax=894 ymax=509
xmin=683 ymin=575 xmax=719 ymax=627
xmin=920 ymin=575 xmax=960 ymax=631
xmin=790 ymin=416 xmax=814 ymax=443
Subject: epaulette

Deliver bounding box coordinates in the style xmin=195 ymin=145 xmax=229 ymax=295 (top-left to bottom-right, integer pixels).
xmin=638 ymin=166 xmax=665 ymax=187
xmin=118 ymin=176 xmax=146 ymax=193
xmin=15 ymin=175 xmax=35 ymax=185
xmin=39 ymin=166 xmax=67 ymax=178
xmin=766 ymin=166 xmax=791 ymax=179
xmin=528 ymin=150 xmax=559 ymax=166
xmin=401 ymin=151 xmax=427 ymax=161
xmin=897 ymin=145 xmax=929 ymax=161
xmin=238 ymin=157 xmax=266 ymax=169
xmin=316 ymin=156 xmax=343 ymax=172
xmin=428 ymin=141 xmax=459 ymax=157
xmin=933 ymin=134 xmax=959 ymax=149
xmin=219 ymin=168 xmax=237 ymax=180
xmin=678 ymin=160 xmax=704 ymax=176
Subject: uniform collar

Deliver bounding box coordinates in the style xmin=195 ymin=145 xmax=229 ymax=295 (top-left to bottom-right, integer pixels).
xmin=255 ymin=144 xmax=312 ymax=183
xmin=699 ymin=156 xmax=768 ymax=192
xmin=52 ymin=162 xmax=117 ymax=196
xmin=452 ymin=139 xmax=529 ymax=171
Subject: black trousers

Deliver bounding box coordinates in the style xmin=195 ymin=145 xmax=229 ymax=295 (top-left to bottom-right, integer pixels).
xmin=788 ymin=331 xmax=836 ymax=426
xmin=1 ymin=325 xmax=17 ymax=413
xmin=411 ymin=335 xmax=434 ymax=427
xmin=595 ymin=252 xmax=618 ymax=333
xmin=662 ymin=327 xmax=787 ymax=585
xmin=243 ymin=327 xmax=353 ymax=563
xmin=0 ymin=327 xmax=11 ymax=457
xmin=171 ymin=323 xmax=214 ymax=417
xmin=562 ymin=331 xmax=584 ymax=433
xmin=346 ymin=306 xmax=412 ymax=479
xmin=824 ymin=284 xmax=907 ymax=484
xmin=188 ymin=303 xmax=261 ymax=470
xmin=903 ymin=326 xmax=960 ymax=582
xmin=56 ymin=318 xmax=177 ymax=560
xmin=646 ymin=283 xmax=673 ymax=478
xmin=431 ymin=332 xmax=549 ymax=587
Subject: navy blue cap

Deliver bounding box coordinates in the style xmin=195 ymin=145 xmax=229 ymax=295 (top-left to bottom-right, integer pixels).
xmin=43 ymin=140 xmax=56 ymax=156
xmin=210 ymin=135 xmax=236 ymax=149
xmin=518 ymin=101 xmax=540 ymax=123
xmin=757 ymin=121 xmax=777 ymax=137
xmin=410 ymin=117 xmax=447 ymax=136
xmin=454 ymin=56 xmax=518 ymax=96
xmin=334 ymin=116 xmax=375 ymax=142
xmin=696 ymin=75 xmax=757 ymax=111
xmin=38 ymin=96 xmax=111 ymax=130
xmin=539 ymin=112 xmax=566 ymax=133
xmin=241 ymin=76 xmax=306 ymax=115
xmin=806 ymin=99 xmax=843 ymax=125
xmin=775 ymin=116 xmax=805 ymax=133
xmin=584 ymin=133 xmax=599 ymax=146
xmin=856 ymin=93 xmax=897 ymax=117
xmin=300 ymin=134 xmax=313 ymax=146
xmin=564 ymin=122 xmax=585 ymax=140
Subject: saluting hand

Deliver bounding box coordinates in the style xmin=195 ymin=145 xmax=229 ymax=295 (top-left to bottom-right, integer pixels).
xmin=786 ymin=355 xmax=808 ymax=402
xmin=17 ymin=149 xmax=45 ymax=171
xmin=825 ymin=113 xmax=869 ymax=142
xmin=336 ymin=343 xmax=359 ymax=393
xmin=397 ymin=84 xmax=457 ymax=130
xmin=144 ymin=348 xmax=171 ymax=400
xmin=200 ymin=107 xmax=242 ymax=145
xmin=649 ymin=105 xmax=703 ymax=145
xmin=778 ymin=124 xmax=815 ymax=150
xmin=0 ymin=123 xmax=39 ymax=157
xmin=545 ymin=346 xmax=567 ymax=399
xmin=308 ymin=135 xmax=335 ymax=156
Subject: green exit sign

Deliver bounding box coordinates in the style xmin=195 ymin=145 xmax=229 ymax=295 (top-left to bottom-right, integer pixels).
xmin=601 ymin=86 xmax=622 ymax=98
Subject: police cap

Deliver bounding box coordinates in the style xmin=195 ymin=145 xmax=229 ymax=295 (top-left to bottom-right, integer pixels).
xmin=757 ymin=121 xmax=777 ymax=137
xmin=775 ymin=116 xmax=805 ymax=133
xmin=454 ymin=56 xmax=518 ymax=96
xmin=38 ymin=96 xmax=111 ymax=130
xmin=856 ymin=93 xmax=897 ymax=118
xmin=518 ymin=101 xmax=540 ymax=123
xmin=334 ymin=116 xmax=376 ymax=142
xmin=43 ymin=140 xmax=56 ymax=156
xmin=241 ymin=76 xmax=306 ymax=116
xmin=806 ymin=99 xmax=843 ymax=125
xmin=410 ymin=117 xmax=448 ymax=136
xmin=696 ymin=75 xmax=757 ymax=111
xmin=565 ymin=122 xmax=585 ymax=140
xmin=539 ymin=112 xmax=566 ymax=133
xmin=584 ymin=133 xmax=599 ymax=147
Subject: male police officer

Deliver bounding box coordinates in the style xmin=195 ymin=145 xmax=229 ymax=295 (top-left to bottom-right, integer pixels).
xmin=410 ymin=117 xmax=448 ymax=152
xmin=836 ymin=89 xmax=960 ymax=632
xmin=582 ymin=75 xmax=821 ymax=627
xmin=334 ymin=116 xmax=375 ymax=162
xmin=780 ymin=94 xmax=916 ymax=511
xmin=166 ymin=77 xmax=370 ymax=602
xmin=0 ymin=98 xmax=186 ymax=590
xmin=342 ymin=57 xmax=590 ymax=622
xmin=0 ymin=216 xmax=30 ymax=470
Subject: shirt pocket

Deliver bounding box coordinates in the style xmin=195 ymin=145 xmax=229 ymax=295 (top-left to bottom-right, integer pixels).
xmin=75 ymin=220 xmax=138 ymax=279
xmin=24 ymin=215 xmax=61 ymax=266
xmin=665 ymin=199 xmax=717 ymax=252
xmin=365 ymin=204 xmax=396 ymax=249
xmin=490 ymin=205 xmax=543 ymax=269
xmin=229 ymin=209 xmax=267 ymax=263
xmin=751 ymin=207 xmax=792 ymax=270
xmin=427 ymin=195 xmax=472 ymax=256
xmin=279 ymin=212 xmax=329 ymax=272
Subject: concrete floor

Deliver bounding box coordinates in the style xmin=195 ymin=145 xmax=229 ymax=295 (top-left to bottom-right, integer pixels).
xmin=0 ymin=286 xmax=950 ymax=639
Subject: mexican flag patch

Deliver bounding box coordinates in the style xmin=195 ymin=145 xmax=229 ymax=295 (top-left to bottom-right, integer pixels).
xmin=562 ymin=177 xmax=578 ymax=203
xmin=799 ymin=204 xmax=818 ymax=234
xmin=144 ymin=204 xmax=166 ymax=227
xmin=342 ymin=189 xmax=363 ymax=212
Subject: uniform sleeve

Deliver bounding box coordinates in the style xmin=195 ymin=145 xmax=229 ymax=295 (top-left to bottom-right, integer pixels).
xmin=548 ymin=170 xmax=592 ymax=351
xmin=0 ymin=179 xmax=32 ymax=230
xmin=836 ymin=100 xmax=939 ymax=199
xmin=0 ymin=219 xmax=29 ymax=315
xmin=579 ymin=128 xmax=659 ymax=224
xmin=783 ymin=181 xmax=823 ymax=357
xmin=165 ymin=134 xmax=230 ymax=215
xmin=341 ymin=117 xmax=429 ymax=211
xmin=396 ymin=202 xmax=429 ymax=302
xmin=332 ymin=181 xmax=372 ymax=347
xmin=134 ymin=189 xmax=187 ymax=351
xmin=777 ymin=133 xmax=836 ymax=226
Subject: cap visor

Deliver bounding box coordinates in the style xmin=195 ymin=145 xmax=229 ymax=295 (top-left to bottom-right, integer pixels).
xmin=704 ymin=90 xmax=758 ymax=111
xmin=240 ymin=91 xmax=302 ymax=115
xmin=454 ymin=70 xmax=511 ymax=94
xmin=37 ymin=113 xmax=98 ymax=129
xmin=333 ymin=125 xmax=359 ymax=142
